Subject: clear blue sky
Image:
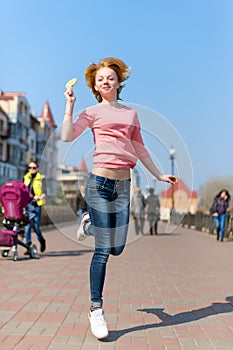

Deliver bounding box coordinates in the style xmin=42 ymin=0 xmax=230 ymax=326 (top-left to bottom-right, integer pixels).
xmin=1 ymin=0 xmax=233 ymax=192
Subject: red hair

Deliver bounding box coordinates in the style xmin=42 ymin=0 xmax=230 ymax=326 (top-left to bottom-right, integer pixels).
xmin=85 ymin=57 xmax=130 ymax=102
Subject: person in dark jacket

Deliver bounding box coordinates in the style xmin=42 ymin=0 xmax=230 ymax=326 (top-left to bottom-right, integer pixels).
xmin=146 ymin=188 xmax=160 ymax=235
xmin=212 ymin=189 xmax=230 ymax=241
xmin=76 ymin=185 xmax=87 ymax=224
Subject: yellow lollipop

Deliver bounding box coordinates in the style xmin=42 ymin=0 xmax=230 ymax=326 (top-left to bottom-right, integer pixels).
xmin=65 ymin=78 xmax=78 ymax=89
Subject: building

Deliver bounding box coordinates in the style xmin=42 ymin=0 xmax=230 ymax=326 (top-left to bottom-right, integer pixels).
xmin=160 ymin=179 xmax=198 ymax=220
xmin=37 ymin=101 xmax=58 ymax=197
xmin=57 ymin=159 xmax=88 ymax=210
xmin=0 ymin=106 xmax=17 ymax=182
xmin=27 ymin=114 xmax=39 ymax=164
xmin=0 ymin=91 xmax=30 ymax=182
xmin=0 ymin=91 xmax=58 ymax=197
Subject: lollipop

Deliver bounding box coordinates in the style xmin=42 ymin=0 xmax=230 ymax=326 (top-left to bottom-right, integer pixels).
xmin=65 ymin=78 xmax=78 ymax=89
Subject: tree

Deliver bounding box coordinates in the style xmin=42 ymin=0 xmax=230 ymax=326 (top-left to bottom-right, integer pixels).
xmin=198 ymin=176 xmax=233 ymax=212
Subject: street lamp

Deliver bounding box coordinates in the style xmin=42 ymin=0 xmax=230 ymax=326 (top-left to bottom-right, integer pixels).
xmin=169 ymin=146 xmax=176 ymax=213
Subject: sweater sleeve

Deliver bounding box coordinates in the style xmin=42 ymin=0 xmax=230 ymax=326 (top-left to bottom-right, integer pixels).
xmin=72 ymin=109 xmax=93 ymax=140
xmin=131 ymin=113 xmax=150 ymax=160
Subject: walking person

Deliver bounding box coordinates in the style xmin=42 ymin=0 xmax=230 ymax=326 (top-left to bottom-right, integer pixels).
xmin=131 ymin=187 xmax=146 ymax=234
xmin=146 ymin=187 xmax=160 ymax=235
xmin=212 ymin=189 xmax=230 ymax=241
xmin=62 ymin=57 xmax=177 ymax=339
xmin=76 ymin=184 xmax=87 ymax=224
xmin=23 ymin=161 xmax=46 ymax=253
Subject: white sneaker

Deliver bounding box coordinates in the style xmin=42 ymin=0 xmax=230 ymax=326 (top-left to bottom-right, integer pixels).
xmin=76 ymin=212 xmax=90 ymax=241
xmin=89 ymin=309 xmax=109 ymax=339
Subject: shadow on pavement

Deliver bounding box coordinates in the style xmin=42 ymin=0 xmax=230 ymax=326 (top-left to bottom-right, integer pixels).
xmin=40 ymin=249 xmax=93 ymax=258
xmin=102 ymin=296 xmax=233 ymax=342
xmin=144 ymin=232 xmax=181 ymax=236
xmin=0 ymin=249 xmax=93 ymax=261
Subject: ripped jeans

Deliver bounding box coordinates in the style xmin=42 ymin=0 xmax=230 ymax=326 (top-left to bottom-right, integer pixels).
xmin=86 ymin=173 xmax=131 ymax=308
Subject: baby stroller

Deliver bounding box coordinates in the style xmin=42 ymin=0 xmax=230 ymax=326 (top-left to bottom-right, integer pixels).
xmin=0 ymin=180 xmax=37 ymax=261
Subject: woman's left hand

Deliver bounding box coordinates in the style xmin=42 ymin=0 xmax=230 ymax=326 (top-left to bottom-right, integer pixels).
xmin=160 ymin=174 xmax=178 ymax=185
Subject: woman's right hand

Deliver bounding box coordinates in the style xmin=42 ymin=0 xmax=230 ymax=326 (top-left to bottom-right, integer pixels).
xmin=64 ymin=87 xmax=76 ymax=104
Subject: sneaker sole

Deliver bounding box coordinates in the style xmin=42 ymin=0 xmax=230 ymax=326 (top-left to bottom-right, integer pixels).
xmin=77 ymin=214 xmax=90 ymax=241
xmin=88 ymin=314 xmax=109 ymax=339
xmin=76 ymin=224 xmax=87 ymax=241
xmin=91 ymin=330 xmax=109 ymax=339
xmin=77 ymin=233 xmax=87 ymax=241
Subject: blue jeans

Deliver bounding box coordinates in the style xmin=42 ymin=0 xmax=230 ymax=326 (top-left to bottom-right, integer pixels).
xmin=24 ymin=206 xmax=43 ymax=244
xmin=86 ymin=173 xmax=131 ymax=308
xmin=214 ymin=213 xmax=226 ymax=240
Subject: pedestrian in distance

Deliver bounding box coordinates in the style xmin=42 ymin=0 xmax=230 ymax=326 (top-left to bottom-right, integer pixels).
xmin=76 ymin=184 xmax=87 ymax=224
xmin=23 ymin=161 xmax=46 ymax=253
xmin=62 ymin=57 xmax=177 ymax=340
xmin=146 ymin=187 xmax=160 ymax=235
xmin=131 ymin=187 xmax=146 ymax=234
xmin=211 ymin=189 xmax=230 ymax=241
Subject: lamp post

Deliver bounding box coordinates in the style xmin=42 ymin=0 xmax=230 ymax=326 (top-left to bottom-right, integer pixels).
xmin=169 ymin=146 xmax=176 ymax=213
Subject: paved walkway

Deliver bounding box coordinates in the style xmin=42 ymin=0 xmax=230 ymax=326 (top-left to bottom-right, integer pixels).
xmin=1 ymin=220 xmax=233 ymax=350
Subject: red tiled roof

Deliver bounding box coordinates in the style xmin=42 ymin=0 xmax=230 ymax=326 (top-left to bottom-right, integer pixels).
xmin=0 ymin=92 xmax=25 ymax=100
xmin=160 ymin=179 xmax=198 ymax=199
xmin=40 ymin=101 xmax=56 ymax=128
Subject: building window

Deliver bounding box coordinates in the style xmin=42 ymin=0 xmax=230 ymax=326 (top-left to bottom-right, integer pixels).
xmin=9 ymin=146 xmax=18 ymax=164
xmin=10 ymin=124 xmax=17 ymax=138
xmin=0 ymin=119 xmax=4 ymax=133
xmin=19 ymin=101 xmax=27 ymax=118
xmin=19 ymin=150 xmax=24 ymax=162
xmin=0 ymin=142 xmax=3 ymax=161
xmin=0 ymin=164 xmax=3 ymax=177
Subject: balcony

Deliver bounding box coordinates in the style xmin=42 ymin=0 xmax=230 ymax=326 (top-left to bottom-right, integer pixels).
xmin=0 ymin=129 xmax=9 ymax=138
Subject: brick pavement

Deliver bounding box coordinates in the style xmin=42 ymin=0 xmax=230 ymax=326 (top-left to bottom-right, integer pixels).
xmin=1 ymin=220 xmax=233 ymax=350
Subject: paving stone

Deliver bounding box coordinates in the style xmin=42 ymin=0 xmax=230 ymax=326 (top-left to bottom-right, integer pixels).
xmin=1 ymin=222 xmax=233 ymax=349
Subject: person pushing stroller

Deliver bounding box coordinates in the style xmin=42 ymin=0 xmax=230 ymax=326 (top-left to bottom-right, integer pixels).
xmin=23 ymin=161 xmax=46 ymax=253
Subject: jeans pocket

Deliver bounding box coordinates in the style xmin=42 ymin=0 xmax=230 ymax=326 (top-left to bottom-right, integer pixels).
xmin=88 ymin=180 xmax=105 ymax=191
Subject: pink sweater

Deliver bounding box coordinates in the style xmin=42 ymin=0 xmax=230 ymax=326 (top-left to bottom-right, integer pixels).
xmin=72 ymin=104 xmax=149 ymax=169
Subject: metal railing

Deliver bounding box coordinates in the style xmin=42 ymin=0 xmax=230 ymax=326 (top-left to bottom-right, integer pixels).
xmin=180 ymin=211 xmax=233 ymax=238
xmin=1 ymin=204 xmax=232 ymax=239
xmin=0 ymin=205 xmax=76 ymax=228
xmin=41 ymin=205 xmax=76 ymax=226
